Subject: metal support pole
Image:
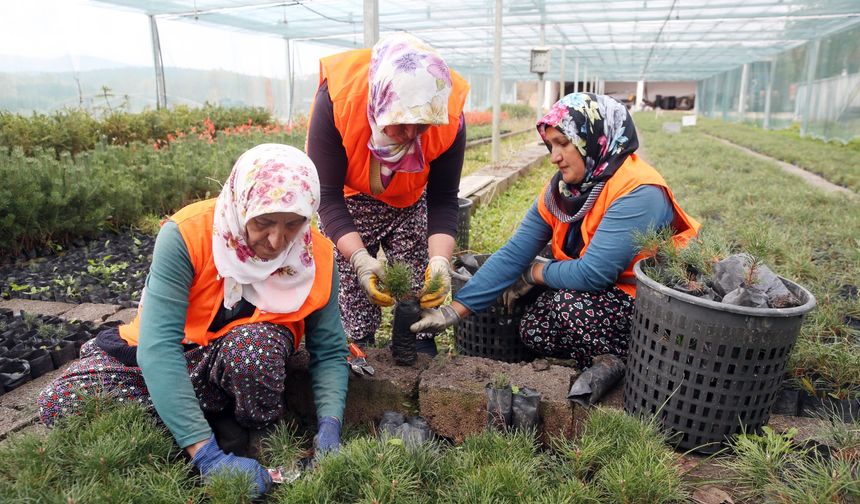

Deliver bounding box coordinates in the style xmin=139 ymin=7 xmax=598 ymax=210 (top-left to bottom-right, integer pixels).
xmin=573 ymin=58 xmax=580 ymax=94
xmin=636 ymin=80 xmax=645 ymax=109
xmin=285 ymin=38 xmax=293 ymax=123
xmin=364 ymin=0 xmax=379 ymax=47
xmin=738 ymin=63 xmax=749 ymax=120
xmin=800 ymin=39 xmax=820 ymax=137
xmin=695 ymin=80 xmax=702 ymax=114
xmin=558 ymin=45 xmax=566 ymax=100
xmin=535 ymin=23 xmax=545 ymax=122
xmin=148 ymin=15 xmax=167 ymax=109
xmin=583 ymin=67 xmax=588 ymax=93
xmin=491 ymin=0 xmax=502 ymax=163
xmin=763 ymin=59 xmax=776 ymax=130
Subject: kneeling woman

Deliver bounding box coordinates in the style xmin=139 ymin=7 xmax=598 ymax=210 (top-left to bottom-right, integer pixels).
xmin=412 ymin=93 xmax=699 ymax=368
xmin=38 ymin=144 xmax=348 ymax=497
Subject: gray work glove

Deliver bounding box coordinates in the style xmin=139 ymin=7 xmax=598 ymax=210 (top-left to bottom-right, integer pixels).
xmin=501 ymin=257 xmax=551 ymax=312
xmin=410 ymin=305 xmax=460 ymax=334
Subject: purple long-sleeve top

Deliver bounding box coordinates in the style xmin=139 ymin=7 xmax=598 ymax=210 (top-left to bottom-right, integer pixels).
xmin=308 ymin=80 xmax=466 ymax=245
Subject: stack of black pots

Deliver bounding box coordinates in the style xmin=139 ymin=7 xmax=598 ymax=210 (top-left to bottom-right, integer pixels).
xmin=0 ymin=308 xmax=101 ymax=396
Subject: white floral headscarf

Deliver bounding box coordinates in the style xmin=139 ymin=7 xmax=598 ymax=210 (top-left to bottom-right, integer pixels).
xmin=367 ymin=32 xmax=452 ymax=185
xmin=212 ymin=143 xmax=320 ymax=313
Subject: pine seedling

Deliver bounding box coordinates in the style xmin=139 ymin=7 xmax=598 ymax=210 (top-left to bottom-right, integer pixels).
xmin=490 ymin=372 xmax=510 ymax=389
xmin=767 ymin=452 xmax=859 ymax=503
xmin=260 ymin=420 xmax=307 ymax=469
xmin=721 ymin=426 xmax=803 ymax=501
xmin=382 ymin=261 xmax=414 ymax=301
xmin=425 ymin=270 xmax=445 ymax=295
xmin=205 ymin=470 xmax=256 ymax=504
xmin=21 ymin=310 xmax=41 ymax=331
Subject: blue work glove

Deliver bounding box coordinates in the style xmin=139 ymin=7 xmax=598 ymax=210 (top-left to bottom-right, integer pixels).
xmin=313 ymin=416 xmax=342 ymax=455
xmin=191 ymin=434 xmax=272 ymax=496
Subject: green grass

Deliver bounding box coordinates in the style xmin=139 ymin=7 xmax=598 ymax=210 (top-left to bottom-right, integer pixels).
xmin=696 ymin=117 xmax=860 ymax=193
xmin=633 ymin=111 xmax=860 ymax=393
xmin=462 ymin=130 xmax=542 ymax=177
xmin=468 ymin=159 xmax=555 ymax=253
xmin=465 ymin=117 xmax=535 ymax=142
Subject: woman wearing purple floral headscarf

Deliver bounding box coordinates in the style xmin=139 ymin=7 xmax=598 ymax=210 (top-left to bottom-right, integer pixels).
xmin=412 ymin=93 xmax=699 ymax=369
xmin=308 ymin=33 xmax=470 ymax=355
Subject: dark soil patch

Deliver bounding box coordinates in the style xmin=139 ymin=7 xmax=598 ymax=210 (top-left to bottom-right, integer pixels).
xmin=0 ymin=231 xmax=154 ymax=307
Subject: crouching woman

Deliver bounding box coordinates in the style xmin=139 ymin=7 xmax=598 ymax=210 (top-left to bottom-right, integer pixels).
xmin=38 ymin=144 xmax=349 ymax=497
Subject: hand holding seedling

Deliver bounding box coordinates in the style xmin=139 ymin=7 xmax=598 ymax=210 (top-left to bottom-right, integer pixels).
xmin=419 ymin=256 xmax=452 ymax=308
xmin=410 ymin=305 xmax=460 ymax=333
xmin=191 ymin=433 xmax=272 ymax=496
xmin=349 ymin=248 xmax=394 ymax=306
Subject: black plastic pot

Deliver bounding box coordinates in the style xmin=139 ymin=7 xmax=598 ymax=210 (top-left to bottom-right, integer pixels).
xmin=511 ymin=387 xmax=541 ymax=431
xmin=0 ymin=357 xmax=31 ymax=390
xmin=50 ymin=340 xmax=77 ymax=368
xmin=391 ymin=299 xmax=420 ymax=366
xmin=485 ymin=384 xmax=513 ymax=430
xmin=567 ymin=354 xmax=625 ymax=407
xmin=771 ymin=383 xmax=802 ymax=416
xmin=26 ymin=349 xmax=54 ymax=379
xmin=800 ymin=391 xmax=860 ymax=422
xmin=379 ymin=411 xmax=406 ymax=436
xmin=7 ymin=343 xmax=32 ymax=359
xmin=64 ymin=330 xmax=93 ymax=351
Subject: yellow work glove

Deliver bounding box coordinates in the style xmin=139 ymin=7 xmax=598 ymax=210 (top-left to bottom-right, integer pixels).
xmin=419 ymin=256 xmax=452 ymax=309
xmin=349 ymin=248 xmax=394 ymax=307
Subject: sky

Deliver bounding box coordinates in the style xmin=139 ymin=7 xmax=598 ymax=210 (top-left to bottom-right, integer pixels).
xmin=0 ymin=0 xmax=338 ymax=77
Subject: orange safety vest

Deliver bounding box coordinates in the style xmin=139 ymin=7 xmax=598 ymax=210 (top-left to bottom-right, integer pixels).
xmin=119 ymin=199 xmax=335 ymax=349
xmin=536 ymin=154 xmax=700 ymax=297
xmin=311 ymin=48 xmax=470 ymax=208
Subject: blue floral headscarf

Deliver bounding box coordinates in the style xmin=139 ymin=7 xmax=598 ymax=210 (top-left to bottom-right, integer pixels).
xmin=536 ymin=93 xmax=638 ymax=223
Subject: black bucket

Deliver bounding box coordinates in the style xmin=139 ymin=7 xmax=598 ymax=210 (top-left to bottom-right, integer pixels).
xmin=456 ymin=197 xmax=474 ymax=252
xmin=623 ymin=259 xmax=816 ymax=454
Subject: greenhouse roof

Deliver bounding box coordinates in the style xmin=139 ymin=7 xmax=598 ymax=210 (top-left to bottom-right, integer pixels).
xmin=95 ymin=0 xmax=860 ymax=81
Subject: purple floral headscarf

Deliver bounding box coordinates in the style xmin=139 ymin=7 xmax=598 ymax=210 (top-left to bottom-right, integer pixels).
xmin=212 ymin=144 xmax=320 ymax=313
xmin=537 ymin=93 xmax=639 ymax=223
xmin=367 ymin=33 xmax=452 ymax=187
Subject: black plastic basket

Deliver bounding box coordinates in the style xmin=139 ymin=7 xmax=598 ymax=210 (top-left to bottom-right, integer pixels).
xmin=623 ymin=259 xmax=816 ymax=454
xmin=452 ymin=254 xmax=535 ymax=363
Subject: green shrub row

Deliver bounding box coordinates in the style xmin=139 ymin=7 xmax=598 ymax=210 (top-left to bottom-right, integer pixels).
xmin=697 ymin=118 xmax=860 ymax=193
xmin=501 ymin=102 xmax=535 ymax=119
xmin=0 ymin=129 xmax=305 ymax=257
xmin=0 ymin=105 xmax=274 ymax=158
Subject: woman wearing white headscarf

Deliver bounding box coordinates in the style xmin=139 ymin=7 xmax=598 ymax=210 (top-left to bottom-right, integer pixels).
xmin=307 ymin=33 xmax=470 ymax=355
xmin=38 ymin=144 xmax=348 ymax=497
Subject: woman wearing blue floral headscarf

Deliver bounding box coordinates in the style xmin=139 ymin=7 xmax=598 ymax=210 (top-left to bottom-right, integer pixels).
xmin=412 ymin=93 xmax=700 ymax=368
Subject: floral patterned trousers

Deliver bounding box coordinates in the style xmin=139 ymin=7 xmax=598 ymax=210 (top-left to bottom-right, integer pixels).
xmin=322 ymin=193 xmax=433 ymax=342
xmin=38 ymin=323 xmax=293 ymax=430
xmin=518 ymin=286 xmax=634 ymax=369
